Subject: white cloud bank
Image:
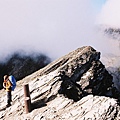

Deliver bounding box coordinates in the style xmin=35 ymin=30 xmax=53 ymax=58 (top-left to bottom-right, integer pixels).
xmin=97 ymin=0 xmax=120 ymax=28
xmin=0 ymin=0 xmax=120 ymax=62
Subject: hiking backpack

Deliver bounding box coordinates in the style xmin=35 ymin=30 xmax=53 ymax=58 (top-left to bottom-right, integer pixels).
xmin=9 ymin=75 xmax=16 ymax=91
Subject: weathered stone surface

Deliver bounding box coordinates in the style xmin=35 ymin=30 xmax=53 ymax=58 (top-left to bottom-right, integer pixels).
xmin=0 ymin=46 xmax=120 ymax=120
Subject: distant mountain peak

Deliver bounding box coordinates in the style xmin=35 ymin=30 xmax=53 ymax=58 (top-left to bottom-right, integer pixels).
xmin=97 ymin=24 xmax=120 ymax=40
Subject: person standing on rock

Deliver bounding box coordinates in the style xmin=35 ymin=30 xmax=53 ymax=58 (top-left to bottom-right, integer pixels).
xmin=3 ymin=75 xmax=12 ymax=107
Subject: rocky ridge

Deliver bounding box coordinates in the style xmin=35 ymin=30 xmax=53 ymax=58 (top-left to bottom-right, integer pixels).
xmin=0 ymin=46 xmax=120 ymax=120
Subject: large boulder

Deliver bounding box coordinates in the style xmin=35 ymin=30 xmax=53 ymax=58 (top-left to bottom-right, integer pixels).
xmin=38 ymin=46 xmax=115 ymax=101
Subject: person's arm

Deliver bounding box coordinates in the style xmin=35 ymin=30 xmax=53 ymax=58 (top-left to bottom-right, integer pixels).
xmin=6 ymin=80 xmax=12 ymax=89
xmin=3 ymin=82 xmax=6 ymax=88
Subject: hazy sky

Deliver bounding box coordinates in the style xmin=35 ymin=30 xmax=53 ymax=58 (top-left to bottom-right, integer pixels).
xmin=0 ymin=0 xmax=119 ymax=61
xmin=97 ymin=0 xmax=120 ymax=28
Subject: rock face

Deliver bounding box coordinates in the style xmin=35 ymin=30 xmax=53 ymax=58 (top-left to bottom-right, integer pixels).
xmin=0 ymin=46 xmax=120 ymax=120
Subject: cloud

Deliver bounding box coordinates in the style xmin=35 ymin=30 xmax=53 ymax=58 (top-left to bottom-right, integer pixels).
xmin=1 ymin=0 xmax=119 ymax=63
xmin=97 ymin=0 xmax=120 ymax=28
xmin=95 ymin=0 xmax=120 ymax=66
xmin=0 ymin=0 xmax=99 ymax=60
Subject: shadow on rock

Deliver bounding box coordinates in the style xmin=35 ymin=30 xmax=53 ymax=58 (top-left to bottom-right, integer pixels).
xmin=0 ymin=106 xmax=6 ymax=112
xmin=31 ymin=98 xmax=47 ymax=110
xmin=31 ymin=95 xmax=57 ymax=111
xmin=58 ymin=69 xmax=120 ymax=102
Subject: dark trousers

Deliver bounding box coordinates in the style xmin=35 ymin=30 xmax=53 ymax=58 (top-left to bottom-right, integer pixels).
xmin=7 ymin=91 xmax=12 ymax=105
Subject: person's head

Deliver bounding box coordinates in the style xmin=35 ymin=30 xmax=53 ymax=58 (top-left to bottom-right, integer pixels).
xmin=4 ymin=75 xmax=9 ymax=81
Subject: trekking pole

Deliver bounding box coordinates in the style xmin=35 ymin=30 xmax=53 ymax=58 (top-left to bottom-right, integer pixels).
xmin=23 ymin=83 xmax=31 ymax=113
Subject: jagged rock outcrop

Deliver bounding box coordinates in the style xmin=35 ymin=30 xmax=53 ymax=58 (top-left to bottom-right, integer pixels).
xmin=0 ymin=46 xmax=120 ymax=120
xmin=37 ymin=46 xmax=115 ymax=101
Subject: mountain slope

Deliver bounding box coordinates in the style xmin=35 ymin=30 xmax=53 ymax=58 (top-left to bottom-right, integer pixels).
xmin=0 ymin=46 xmax=120 ymax=120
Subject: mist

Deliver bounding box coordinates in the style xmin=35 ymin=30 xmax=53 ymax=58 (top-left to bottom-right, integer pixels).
xmin=0 ymin=0 xmax=120 ymax=63
xmin=96 ymin=0 xmax=120 ymax=47
xmin=97 ymin=0 xmax=120 ymax=28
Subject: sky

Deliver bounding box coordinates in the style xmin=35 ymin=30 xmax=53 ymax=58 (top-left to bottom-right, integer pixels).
xmin=0 ymin=0 xmax=120 ymax=62
xmin=92 ymin=0 xmax=106 ymax=11
xmin=97 ymin=0 xmax=120 ymax=28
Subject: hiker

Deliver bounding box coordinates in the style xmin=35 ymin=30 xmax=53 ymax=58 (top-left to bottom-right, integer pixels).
xmin=3 ymin=75 xmax=12 ymax=107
